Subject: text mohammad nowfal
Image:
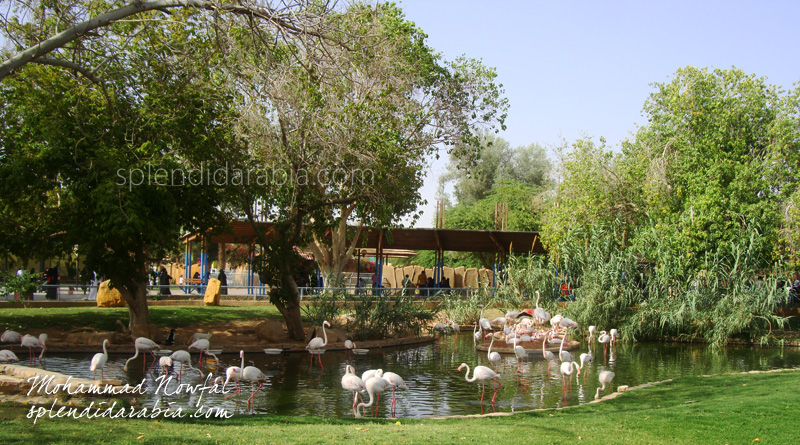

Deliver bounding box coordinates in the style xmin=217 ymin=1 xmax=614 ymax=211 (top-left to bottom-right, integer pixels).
xmin=24 ymin=374 xmax=233 ymax=424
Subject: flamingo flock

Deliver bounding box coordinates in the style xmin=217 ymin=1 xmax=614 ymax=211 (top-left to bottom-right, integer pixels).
xmin=3 ymin=309 xmax=621 ymax=419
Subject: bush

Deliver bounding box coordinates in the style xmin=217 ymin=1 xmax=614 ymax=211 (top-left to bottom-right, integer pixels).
xmin=347 ymin=293 xmax=435 ymax=341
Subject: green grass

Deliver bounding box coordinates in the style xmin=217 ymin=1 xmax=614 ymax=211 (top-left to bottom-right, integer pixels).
xmin=2 ymin=370 xmax=799 ymax=444
xmin=0 ymin=306 xmax=286 ymax=332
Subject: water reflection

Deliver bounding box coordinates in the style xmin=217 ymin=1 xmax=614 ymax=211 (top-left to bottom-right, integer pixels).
xmin=25 ymin=337 xmax=800 ymax=418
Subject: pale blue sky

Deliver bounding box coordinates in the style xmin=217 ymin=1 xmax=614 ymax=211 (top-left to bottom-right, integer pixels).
xmin=397 ymin=0 xmax=800 ymax=226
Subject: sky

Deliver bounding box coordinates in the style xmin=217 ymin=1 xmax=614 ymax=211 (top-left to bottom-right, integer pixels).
xmin=396 ymin=0 xmax=800 ymax=227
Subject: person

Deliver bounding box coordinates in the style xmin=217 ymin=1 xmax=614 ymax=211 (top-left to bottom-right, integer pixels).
xmin=87 ymin=271 xmax=99 ymax=300
xmin=416 ymin=271 xmax=427 ymax=297
xmin=790 ymin=271 xmax=800 ymax=306
xmin=45 ymin=266 xmax=59 ymax=300
xmin=158 ymin=266 xmax=172 ymax=296
xmin=440 ymin=277 xmax=451 ymax=290
xmin=218 ymin=269 xmax=228 ymax=295
xmin=427 ymin=276 xmax=435 ymax=297
xmin=402 ymin=274 xmax=412 ymax=296
xmin=193 ymin=271 xmax=201 ymax=294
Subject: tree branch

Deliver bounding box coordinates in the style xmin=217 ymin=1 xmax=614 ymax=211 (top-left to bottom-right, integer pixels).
xmin=0 ymin=0 xmax=345 ymax=81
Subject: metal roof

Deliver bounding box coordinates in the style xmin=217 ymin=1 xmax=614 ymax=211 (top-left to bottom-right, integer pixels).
xmin=187 ymin=221 xmax=545 ymax=255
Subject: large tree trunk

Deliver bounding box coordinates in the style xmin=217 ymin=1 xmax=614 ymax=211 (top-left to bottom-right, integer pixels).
xmin=274 ymin=264 xmax=306 ymax=341
xmin=118 ymin=279 xmax=158 ymax=340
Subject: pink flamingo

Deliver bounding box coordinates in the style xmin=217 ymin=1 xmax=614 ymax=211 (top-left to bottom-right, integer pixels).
xmin=223 ymin=350 xmax=245 ymax=400
xmin=341 ymin=365 xmax=367 ymax=416
xmin=305 ymin=320 xmax=330 ymax=369
xmin=89 ymin=339 xmax=110 ymax=380
xmin=382 ymin=371 xmax=408 ymax=416
xmin=355 ymin=375 xmax=389 ymax=418
xmin=595 ymin=370 xmax=616 ymax=399
xmin=20 ymin=334 xmax=46 ymax=364
xmin=123 ymin=337 xmax=160 ymax=372
xmin=188 ymin=338 xmax=218 ymax=366
xmin=457 ymin=363 xmax=501 ymax=404
xmin=485 ymin=333 xmax=501 ymax=370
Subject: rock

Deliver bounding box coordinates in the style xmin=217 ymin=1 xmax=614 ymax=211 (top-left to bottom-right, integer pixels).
xmin=328 ymin=328 xmax=348 ymax=343
xmin=204 ymin=278 xmax=221 ymax=306
xmin=254 ymin=320 xmax=287 ymax=342
xmin=617 ymin=385 xmax=629 ymax=393
xmin=96 ymin=280 xmax=126 ymax=307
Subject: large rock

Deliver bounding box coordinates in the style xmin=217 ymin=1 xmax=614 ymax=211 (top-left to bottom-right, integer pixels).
xmin=63 ymin=331 xmax=127 ymax=346
xmin=453 ymin=266 xmax=465 ymax=288
xmin=204 ymin=278 xmax=221 ymax=306
xmin=382 ymin=264 xmax=397 ymax=288
xmin=464 ymin=268 xmax=478 ymax=288
xmin=255 ymin=320 xmax=287 ymax=342
xmin=96 ymin=280 xmax=126 ymax=307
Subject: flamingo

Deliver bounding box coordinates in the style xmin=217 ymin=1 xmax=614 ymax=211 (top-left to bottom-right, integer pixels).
xmin=223 ymin=350 xmax=245 ymax=400
xmin=588 ymin=325 xmax=596 ymax=342
xmin=560 ymin=361 xmax=580 ymax=391
xmin=457 ymin=363 xmax=501 ymax=404
xmin=580 ymin=352 xmax=593 ymax=382
xmin=159 ymin=356 xmax=174 ymax=375
xmin=20 ymin=333 xmax=46 ymax=364
xmin=514 ymin=343 xmax=527 ymax=375
xmin=609 ymin=329 xmax=618 ymax=348
xmin=344 ymin=339 xmax=355 ymax=358
xmin=596 ymin=370 xmax=615 ymax=399
xmin=550 ymin=314 xmax=563 ymax=332
xmin=305 ymin=320 xmax=330 ymax=369
xmin=558 ymin=330 xmax=572 ymax=363
xmin=123 ymin=337 xmax=160 ymax=372
xmin=189 ymin=332 xmax=212 ymax=345
xmin=169 ymin=350 xmax=204 ymax=378
xmin=361 ymin=368 xmax=383 ymax=383
xmin=89 ymin=339 xmax=110 ymax=380
xmin=472 ymin=322 xmax=482 ymax=344
xmin=485 ymin=333 xmax=501 ymax=369
xmin=542 ymin=333 xmax=556 ymax=372
xmin=240 ymin=364 xmax=268 ymax=410
xmin=478 ymin=306 xmax=492 ymax=338
xmin=355 ymin=375 xmax=389 ymax=418
xmin=382 ymin=371 xmax=408 ymax=416
xmin=341 ymin=365 xmax=367 ymax=416
xmin=505 ymin=310 xmax=520 ymax=320
xmin=533 ymin=291 xmax=551 ymax=327
xmin=449 ymin=320 xmax=460 ymax=338
xmin=0 ymin=349 xmax=20 ymax=362
xmin=597 ymin=331 xmax=611 ymax=360
xmin=1 ymin=329 xmax=21 ymax=347
xmin=188 ymin=338 xmax=218 ymax=366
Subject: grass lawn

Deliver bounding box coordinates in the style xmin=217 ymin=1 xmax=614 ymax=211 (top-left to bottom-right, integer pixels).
xmin=2 ymin=370 xmax=798 ymax=444
xmin=0 ymin=306 xmax=286 ymax=332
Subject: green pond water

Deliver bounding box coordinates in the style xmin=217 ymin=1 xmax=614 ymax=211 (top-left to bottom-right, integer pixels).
xmin=29 ymin=335 xmax=800 ymax=418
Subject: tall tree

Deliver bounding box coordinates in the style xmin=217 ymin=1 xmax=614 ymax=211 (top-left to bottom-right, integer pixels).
xmin=214 ymin=3 xmax=507 ymax=339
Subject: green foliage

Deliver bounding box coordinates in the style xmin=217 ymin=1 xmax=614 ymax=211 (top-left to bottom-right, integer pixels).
xmin=347 ymin=293 xmax=435 ymax=341
xmin=507 ymin=221 xmax=788 ymax=347
xmin=301 ymin=291 xmax=343 ymax=328
xmin=0 ymin=272 xmax=39 ymax=297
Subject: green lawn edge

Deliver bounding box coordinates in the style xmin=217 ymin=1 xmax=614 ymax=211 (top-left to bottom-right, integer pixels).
xmin=2 ymin=370 xmax=799 ymax=444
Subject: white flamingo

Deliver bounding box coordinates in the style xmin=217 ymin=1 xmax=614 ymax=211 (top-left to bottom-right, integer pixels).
xmin=306 ymin=320 xmax=330 ymax=369
xmin=361 ymin=368 xmax=383 ymax=383
xmin=341 ymin=365 xmax=367 ymax=416
xmin=344 ymin=339 xmax=355 ymax=358
xmin=472 ymin=322 xmax=482 ymax=344
xmin=188 ymin=338 xmax=218 ymax=365
xmin=558 ymin=330 xmax=572 ymax=363
xmin=0 ymin=349 xmax=20 ymax=362
xmin=580 ymin=352 xmax=593 ymax=382
xmin=355 ymin=375 xmax=389 ymax=418
xmin=382 ymin=371 xmax=408 ymax=416
xmin=514 ymin=343 xmax=527 ymax=375
xmin=533 ymin=291 xmax=551 ymax=327
xmin=542 ymin=333 xmax=556 ymax=372
xmin=596 ymin=370 xmax=615 ymax=399
xmin=609 ymin=329 xmax=618 ymax=348
xmin=478 ymin=306 xmax=493 ymax=338
xmin=1 ymin=329 xmax=21 ymax=346
xmin=457 ymin=363 xmax=501 ymax=404
xmin=20 ymin=333 xmax=47 ymax=364
xmin=159 ymin=356 xmax=174 ymax=375
xmin=588 ymin=325 xmax=596 ymax=342
xmin=560 ymin=361 xmax=581 ymax=391
xmin=169 ymin=350 xmax=204 ymax=378
xmin=89 ymin=339 xmax=110 ymax=380
xmin=597 ymin=330 xmax=611 ymax=360
xmin=485 ymin=333 xmax=501 ymax=369
xmin=223 ymin=350 xmax=245 ymax=400
xmin=124 ymin=337 xmax=160 ymax=372
xmin=241 ymin=363 xmax=268 ymax=410
xmin=449 ymin=320 xmax=460 ymax=338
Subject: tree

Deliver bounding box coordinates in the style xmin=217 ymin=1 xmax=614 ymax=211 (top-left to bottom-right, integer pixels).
xmin=214 ymin=3 xmax=507 ymax=339
xmin=439 ymin=132 xmax=551 ymax=206
xmin=0 ymin=6 xmax=237 ymax=336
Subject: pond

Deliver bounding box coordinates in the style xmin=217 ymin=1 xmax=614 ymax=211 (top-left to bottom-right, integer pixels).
xmin=26 ymin=335 xmax=800 ymax=418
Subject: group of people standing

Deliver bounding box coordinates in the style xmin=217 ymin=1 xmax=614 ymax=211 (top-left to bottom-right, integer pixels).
xmin=401 ymin=270 xmax=451 ymax=297
xmin=155 ymin=266 xmax=228 ymax=296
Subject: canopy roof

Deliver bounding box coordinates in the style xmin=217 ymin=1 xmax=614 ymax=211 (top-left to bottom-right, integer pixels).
xmin=185 ymin=221 xmax=545 ymax=255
